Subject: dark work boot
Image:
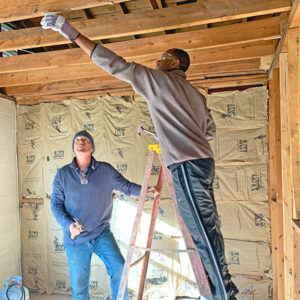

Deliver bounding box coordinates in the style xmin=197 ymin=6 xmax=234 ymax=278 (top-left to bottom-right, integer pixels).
xmin=227 ymin=279 xmax=239 ymax=300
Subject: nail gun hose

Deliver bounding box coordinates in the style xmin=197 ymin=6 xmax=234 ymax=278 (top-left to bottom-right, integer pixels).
xmin=6 ymin=284 xmax=25 ymax=300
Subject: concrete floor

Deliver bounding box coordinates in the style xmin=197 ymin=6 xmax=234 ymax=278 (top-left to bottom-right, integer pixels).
xmin=30 ymin=293 xmax=100 ymax=299
xmin=30 ymin=294 xmax=72 ymax=300
xmin=29 ymin=293 xmax=201 ymax=300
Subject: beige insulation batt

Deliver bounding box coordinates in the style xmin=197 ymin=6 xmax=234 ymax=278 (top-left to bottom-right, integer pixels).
xmin=17 ymin=86 xmax=271 ymax=299
xmin=0 ymin=98 xmax=21 ymax=289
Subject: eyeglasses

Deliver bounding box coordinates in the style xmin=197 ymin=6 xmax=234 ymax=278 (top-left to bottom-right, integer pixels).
xmin=160 ymin=52 xmax=177 ymax=61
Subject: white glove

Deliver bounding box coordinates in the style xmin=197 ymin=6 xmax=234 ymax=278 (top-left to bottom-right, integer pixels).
xmin=40 ymin=13 xmax=80 ymax=41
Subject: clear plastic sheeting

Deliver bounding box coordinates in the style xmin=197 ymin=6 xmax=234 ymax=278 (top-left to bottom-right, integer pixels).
xmin=16 ymin=86 xmax=271 ymax=299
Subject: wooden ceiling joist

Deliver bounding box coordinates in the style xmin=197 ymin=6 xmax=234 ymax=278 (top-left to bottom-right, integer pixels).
xmin=12 ymin=73 xmax=267 ymax=104
xmin=0 ymin=40 xmax=275 ymax=88
xmin=0 ymin=55 xmax=270 ymax=88
xmin=0 ymin=0 xmax=131 ymax=23
xmin=0 ymin=16 xmax=282 ymax=75
xmin=15 ymin=75 xmax=267 ymax=104
xmin=190 ymin=74 xmax=268 ymax=88
xmin=4 ymin=76 xmax=130 ymax=96
xmin=16 ymin=75 xmax=267 ymax=104
xmin=15 ymin=88 xmax=136 ymax=104
xmin=147 ymin=0 xmax=160 ymax=9
xmin=0 ymin=0 xmax=289 ymax=52
xmin=189 ymin=40 xmax=275 ymax=64
xmin=3 ymin=68 xmax=268 ymax=97
xmin=0 ymin=0 xmax=291 ymax=101
xmin=188 ymin=58 xmax=264 ymax=74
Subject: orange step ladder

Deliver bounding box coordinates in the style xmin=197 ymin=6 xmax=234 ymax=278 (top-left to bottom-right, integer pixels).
xmin=117 ymin=144 xmax=213 ymax=300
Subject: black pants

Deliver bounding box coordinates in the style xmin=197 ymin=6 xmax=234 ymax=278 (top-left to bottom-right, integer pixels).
xmin=170 ymin=158 xmax=238 ymax=300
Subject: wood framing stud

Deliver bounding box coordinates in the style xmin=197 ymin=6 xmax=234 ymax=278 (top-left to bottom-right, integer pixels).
xmin=279 ymin=52 xmax=294 ymax=299
xmin=287 ymin=28 xmax=300 ymax=219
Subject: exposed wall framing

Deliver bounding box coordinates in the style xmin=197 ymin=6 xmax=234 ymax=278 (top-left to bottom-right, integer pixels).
xmin=268 ymin=0 xmax=300 ymax=298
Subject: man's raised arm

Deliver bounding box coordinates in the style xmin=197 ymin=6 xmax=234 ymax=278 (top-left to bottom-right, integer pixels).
xmin=41 ymin=13 xmax=96 ymax=57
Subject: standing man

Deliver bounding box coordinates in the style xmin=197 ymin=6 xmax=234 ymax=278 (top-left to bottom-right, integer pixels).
xmin=52 ymin=130 xmax=156 ymax=300
xmin=42 ymin=14 xmax=238 ymax=300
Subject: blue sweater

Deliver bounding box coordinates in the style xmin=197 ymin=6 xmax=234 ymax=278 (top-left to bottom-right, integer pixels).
xmin=51 ymin=157 xmax=141 ymax=245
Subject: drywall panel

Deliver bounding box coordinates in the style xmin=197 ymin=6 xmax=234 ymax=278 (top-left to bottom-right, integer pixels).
xmin=0 ymin=98 xmax=20 ymax=289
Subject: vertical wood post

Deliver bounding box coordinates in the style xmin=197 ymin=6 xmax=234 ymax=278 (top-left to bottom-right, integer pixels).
xmin=269 ymin=68 xmax=284 ymax=300
xmin=279 ymin=51 xmax=294 ymax=299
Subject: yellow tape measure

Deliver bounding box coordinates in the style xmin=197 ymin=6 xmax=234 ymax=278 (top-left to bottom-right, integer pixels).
xmin=148 ymin=144 xmax=161 ymax=154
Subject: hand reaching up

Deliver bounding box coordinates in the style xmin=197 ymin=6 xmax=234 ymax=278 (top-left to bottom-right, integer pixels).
xmin=41 ymin=13 xmax=80 ymax=41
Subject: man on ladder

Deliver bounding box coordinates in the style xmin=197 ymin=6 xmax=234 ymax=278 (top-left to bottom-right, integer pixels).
xmin=41 ymin=13 xmax=239 ymax=300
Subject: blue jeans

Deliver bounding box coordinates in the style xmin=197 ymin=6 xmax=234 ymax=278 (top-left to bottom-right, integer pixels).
xmin=65 ymin=227 xmax=128 ymax=300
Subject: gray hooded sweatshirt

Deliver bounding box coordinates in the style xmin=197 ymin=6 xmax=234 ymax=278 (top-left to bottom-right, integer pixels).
xmin=91 ymin=44 xmax=216 ymax=167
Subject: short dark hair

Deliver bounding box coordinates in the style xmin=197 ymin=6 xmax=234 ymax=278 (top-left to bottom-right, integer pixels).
xmin=169 ymin=48 xmax=190 ymax=72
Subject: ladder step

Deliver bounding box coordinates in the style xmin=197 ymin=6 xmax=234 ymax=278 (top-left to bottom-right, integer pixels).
xmin=133 ymin=245 xmax=196 ymax=253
